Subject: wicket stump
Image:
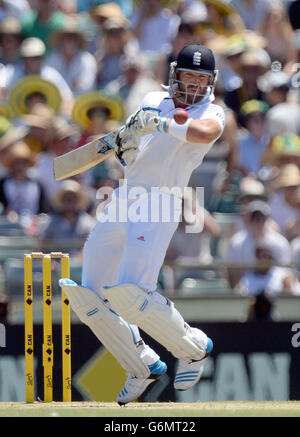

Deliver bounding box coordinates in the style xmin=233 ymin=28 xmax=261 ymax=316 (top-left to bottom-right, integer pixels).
xmin=24 ymin=252 xmax=72 ymax=403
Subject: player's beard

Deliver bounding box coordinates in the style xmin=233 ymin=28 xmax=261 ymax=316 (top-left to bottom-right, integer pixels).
xmin=175 ymin=81 xmax=209 ymax=105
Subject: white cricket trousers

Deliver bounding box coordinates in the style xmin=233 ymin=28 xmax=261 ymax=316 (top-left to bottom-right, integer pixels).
xmin=82 ymin=195 xmax=180 ymax=295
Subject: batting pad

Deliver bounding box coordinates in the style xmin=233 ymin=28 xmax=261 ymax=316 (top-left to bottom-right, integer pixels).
xmin=59 ymin=279 xmax=152 ymax=378
xmin=101 ymin=284 xmax=207 ymax=360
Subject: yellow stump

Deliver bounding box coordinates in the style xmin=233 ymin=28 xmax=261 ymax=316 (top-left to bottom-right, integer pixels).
xmin=43 ymin=255 xmax=53 ymax=402
xmin=24 ymin=255 xmax=34 ymax=403
xmin=61 ymin=255 xmax=72 ymax=402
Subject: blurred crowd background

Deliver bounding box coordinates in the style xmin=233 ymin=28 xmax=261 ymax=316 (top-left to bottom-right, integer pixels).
xmin=0 ymin=0 xmax=300 ymax=324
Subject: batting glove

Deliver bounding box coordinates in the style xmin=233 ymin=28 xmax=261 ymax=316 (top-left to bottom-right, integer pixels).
xmin=126 ymin=107 xmax=168 ymax=136
xmin=115 ymin=126 xmax=140 ymax=167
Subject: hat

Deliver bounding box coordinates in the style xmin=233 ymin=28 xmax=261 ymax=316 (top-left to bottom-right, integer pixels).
xmin=224 ymin=34 xmax=249 ymax=57
xmin=239 ymin=177 xmax=266 ymax=200
xmin=240 ymin=99 xmax=269 ymax=117
xmin=20 ymin=37 xmax=46 ymax=58
xmin=0 ymin=16 xmax=21 ymax=35
xmin=51 ymin=180 xmax=89 ymax=211
xmin=90 ymin=2 xmax=129 ymax=26
xmin=271 ymin=134 xmax=300 ymax=158
xmin=0 ymin=124 xmax=29 ymax=152
xmin=278 ymin=164 xmax=300 ymax=188
xmin=4 ymin=141 xmax=35 ymax=168
xmin=50 ymin=16 xmax=87 ymax=49
xmin=20 ymin=103 xmax=55 ymax=129
xmin=208 ymin=31 xmax=266 ymax=55
xmin=255 ymin=240 xmax=280 ymax=262
xmin=9 ymin=75 xmax=62 ymax=116
xmin=244 ymin=200 xmax=271 ymax=216
xmin=240 ymin=48 xmax=271 ymax=70
xmin=72 ymin=91 xmax=125 ymax=130
xmin=0 ymin=115 xmax=29 ymax=152
xmin=133 ymin=0 xmax=177 ymax=8
xmin=202 ymin=0 xmax=238 ymax=16
xmin=0 ymin=102 xmax=14 ymax=120
xmin=257 ymin=71 xmax=290 ymax=93
xmin=120 ymin=53 xmax=145 ymax=70
xmin=102 ymin=17 xmax=129 ymax=32
xmin=52 ymin=117 xmax=76 ymax=141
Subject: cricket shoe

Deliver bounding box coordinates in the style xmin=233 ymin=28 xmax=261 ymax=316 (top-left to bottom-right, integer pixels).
xmin=174 ymin=337 xmax=213 ymax=391
xmin=117 ymin=359 xmax=167 ymax=406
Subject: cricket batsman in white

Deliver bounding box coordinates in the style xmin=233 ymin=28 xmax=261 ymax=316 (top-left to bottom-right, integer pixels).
xmin=60 ymin=44 xmax=225 ymax=405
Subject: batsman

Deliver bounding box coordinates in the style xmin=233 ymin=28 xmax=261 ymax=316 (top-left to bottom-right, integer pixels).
xmin=60 ymin=44 xmax=225 ymax=405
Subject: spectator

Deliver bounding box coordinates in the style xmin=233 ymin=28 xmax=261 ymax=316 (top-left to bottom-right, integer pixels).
xmin=201 ymin=0 xmax=245 ymax=38
xmin=262 ymin=133 xmax=300 ymax=169
xmin=238 ymin=48 xmax=271 ymax=102
xmin=21 ymin=103 xmax=77 ymax=201
xmin=0 ymin=117 xmax=28 ymax=177
xmin=46 ymin=15 xmax=97 ymax=94
xmin=2 ymin=37 xmax=73 ymax=104
xmin=235 ymin=242 xmax=300 ymax=296
xmin=231 ymin=0 xmax=273 ymax=31
xmin=96 ymin=18 xmax=137 ymax=88
xmin=89 ymin=2 xmax=129 ymax=29
xmin=21 ymin=0 xmax=66 ymax=53
xmin=72 ymin=90 xmax=124 ymax=147
xmin=56 ymin=0 xmax=77 ymax=15
xmin=38 ymin=179 xmax=96 ymax=242
xmin=0 ymin=17 xmax=23 ymax=66
xmin=81 ymin=0 xmax=133 ymax=17
xmin=0 ymin=0 xmax=31 ymax=21
xmin=237 ymin=99 xmax=270 ymax=175
xmin=163 ymin=191 xmax=221 ymax=292
xmin=71 ymin=90 xmax=125 ymax=186
xmin=257 ymin=70 xmax=300 ymax=137
xmin=226 ymin=199 xmax=291 ymax=286
xmin=291 ymin=234 xmax=300 ymax=271
xmin=226 ymin=176 xmax=278 ymax=237
xmin=285 ymin=187 xmax=300 ymax=241
xmin=8 ymin=75 xmax=63 ymax=128
xmin=106 ymin=53 xmax=161 ymax=116
xmin=216 ymin=33 xmax=268 ymax=112
xmin=268 ymin=163 xmax=300 ymax=234
xmin=130 ymin=0 xmax=180 ymax=54
xmin=155 ymin=19 xmax=200 ymax=85
xmin=0 ymin=141 xmax=48 ymax=220
xmin=258 ymin=2 xmax=297 ymax=70
xmin=191 ymin=87 xmax=239 ymax=210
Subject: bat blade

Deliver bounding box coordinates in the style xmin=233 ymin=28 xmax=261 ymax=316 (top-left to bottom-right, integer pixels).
xmin=53 ymin=131 xmax=117 ymax=181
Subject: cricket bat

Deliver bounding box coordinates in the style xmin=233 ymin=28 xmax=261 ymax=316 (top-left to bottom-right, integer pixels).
xmin=53 ymin=131 xmax=117 ymax=181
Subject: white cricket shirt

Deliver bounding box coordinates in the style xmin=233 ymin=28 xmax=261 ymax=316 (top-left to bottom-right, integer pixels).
xmin=124 ymin=90 xmax=225 ymax=196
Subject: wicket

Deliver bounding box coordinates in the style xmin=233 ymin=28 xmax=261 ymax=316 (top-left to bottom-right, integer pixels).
xmin=24 ymin=252 xmax=72 ymax=403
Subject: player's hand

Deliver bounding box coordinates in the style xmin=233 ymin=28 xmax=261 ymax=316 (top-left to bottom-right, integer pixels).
xmin=115 ymin=126 xmax=140 ymax=166
xmin=126 ymin=108 xmax=168 ymax=136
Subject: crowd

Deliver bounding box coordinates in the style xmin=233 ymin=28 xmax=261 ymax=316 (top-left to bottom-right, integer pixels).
xmin=0 ymin=0 xmax=300 ymax=317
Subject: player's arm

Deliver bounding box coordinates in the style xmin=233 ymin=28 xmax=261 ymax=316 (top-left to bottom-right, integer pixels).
xmin=123 ymin=106 xmax=225 ymax=146
xmin=165 ymin=118 xmax=223 ymax=144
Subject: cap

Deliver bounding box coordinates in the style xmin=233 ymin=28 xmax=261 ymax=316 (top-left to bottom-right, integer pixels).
xmin=257 ymin=71 xmax=290 ymax=93
xmin=244 ymin=200 xmax=271 ymax=216
xmin=176 ymin=44 xmax=216 ymax=73
xmin=20 ymin=37 xmax=46 ymax=58
xmin=240 ymin=99 xmax=269 ymax=117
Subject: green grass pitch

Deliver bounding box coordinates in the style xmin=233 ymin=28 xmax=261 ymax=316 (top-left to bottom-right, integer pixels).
xmin=0 ymin=402 xmax=299 ymax=417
